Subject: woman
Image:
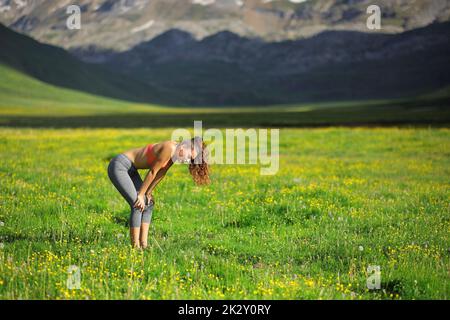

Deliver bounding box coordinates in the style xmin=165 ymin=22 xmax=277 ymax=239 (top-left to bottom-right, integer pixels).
xmin=107 ymin=136 xmax=209 ymax=249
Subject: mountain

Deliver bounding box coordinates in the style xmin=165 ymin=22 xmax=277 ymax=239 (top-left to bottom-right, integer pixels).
xmin=0 ymin=0 xmax=449 ymax=52
xmin=1 ymin=0 xmax=450 ymax=107
xmin=96 ymin=21 xmax=450 ymax=106
xmin=1 ymin=19 xmax=449 ymax=107
xmin=0 ymin=23 xmax=174 ymax=104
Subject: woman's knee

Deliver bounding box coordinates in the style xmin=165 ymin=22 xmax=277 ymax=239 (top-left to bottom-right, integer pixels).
xmin=142 ymin=199 xmax=154 ymax=220
xmin=129 ymin=202 xmax=153 ymax=227
xmin=130 ymin=207 xmax=142 ymax=228
xmin=142 ymin=205 xmax=153 ymax=224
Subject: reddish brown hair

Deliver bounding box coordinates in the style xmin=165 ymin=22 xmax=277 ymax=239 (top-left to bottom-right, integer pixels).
xmin=188 ymin=137 xmax=210 ymax=185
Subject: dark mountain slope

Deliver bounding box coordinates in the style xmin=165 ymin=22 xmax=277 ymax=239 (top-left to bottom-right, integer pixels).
xmin=0 ymin=23 xmax=172 ymax=105
xmin=1 ymin=21 xmax=449 ymax=107
xmin=100 ymin=22 xmax=450 ymax=106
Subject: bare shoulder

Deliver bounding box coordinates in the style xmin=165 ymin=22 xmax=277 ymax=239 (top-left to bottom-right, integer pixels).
xmin=155 ymin=141 xmax=175 ymax=158
xmin=161 ymin=141 xmax=175 ymax=148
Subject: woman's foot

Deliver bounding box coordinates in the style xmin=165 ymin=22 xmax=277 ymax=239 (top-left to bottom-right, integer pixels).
xmin=130 ymin=227 xmax=141 ymax=248
xmin=140 ymin=242 xmax=148 ymax=250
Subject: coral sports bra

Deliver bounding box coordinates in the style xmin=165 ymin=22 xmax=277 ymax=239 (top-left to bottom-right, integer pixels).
xmin=145 ymin=144 xmax=172 ymax=170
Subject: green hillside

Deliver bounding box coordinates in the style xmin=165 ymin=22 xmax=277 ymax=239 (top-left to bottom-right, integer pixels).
xmin=0 ymin=23 xmax=169 ymax=105
xmin=0 ymin=64 xmax=166 ymax=116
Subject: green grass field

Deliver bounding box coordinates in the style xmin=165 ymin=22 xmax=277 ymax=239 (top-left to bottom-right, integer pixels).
xmin=0 ymin=127 xmax=449 ymax=299
xmin=1 ymin=60 xmax=449 ymax=300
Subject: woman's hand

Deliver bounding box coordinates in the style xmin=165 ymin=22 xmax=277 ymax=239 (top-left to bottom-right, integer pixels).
xmin=133 ymin=194 xmax=146 ymax=212
xmin=146 ymin=193 xmax=155 ymax=206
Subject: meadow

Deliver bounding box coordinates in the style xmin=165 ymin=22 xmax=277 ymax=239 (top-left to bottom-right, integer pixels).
xmin=0 ymin=127 xmax=449 ymax=299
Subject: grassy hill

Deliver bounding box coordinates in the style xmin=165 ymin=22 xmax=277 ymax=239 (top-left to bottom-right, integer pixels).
xmin=0 ymin=23 xmax=171 ymax=105
xmin=0 ymin=64 xmax=166 ymax=116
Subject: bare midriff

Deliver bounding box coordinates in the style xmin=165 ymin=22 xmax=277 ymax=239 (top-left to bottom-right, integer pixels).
xmin=123 ymin=146 xmax=150 ymax=169
xmin=123 ymin=142 xmax=173 ymax=170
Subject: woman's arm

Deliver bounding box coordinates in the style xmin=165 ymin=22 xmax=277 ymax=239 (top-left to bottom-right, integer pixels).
xmin=140 ymin=168 xmax=159 ymax=196
xmin=134 ymin=146 xmax=172 ymax=211
xmin=134 ymin=166 xmax=160 ymax=212
xmin=145 ymin=167 xmax=169 ymax=201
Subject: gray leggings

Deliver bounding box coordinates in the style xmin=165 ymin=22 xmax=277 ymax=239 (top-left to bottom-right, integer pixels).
xmin=107 ymin=154 xmax=153 ymax=228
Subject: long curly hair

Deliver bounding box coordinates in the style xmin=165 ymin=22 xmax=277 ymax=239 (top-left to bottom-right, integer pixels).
xmin=188 ymin=136 xmax=210 ymax=185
